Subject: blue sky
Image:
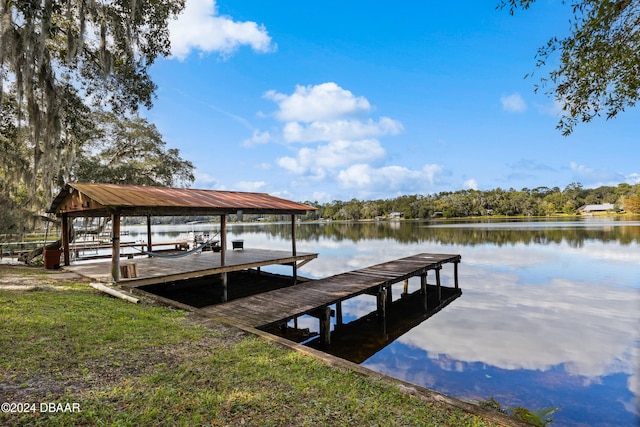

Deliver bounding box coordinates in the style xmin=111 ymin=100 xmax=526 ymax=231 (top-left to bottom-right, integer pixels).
xmin=144 ymin=0 xmax=640 ymax=202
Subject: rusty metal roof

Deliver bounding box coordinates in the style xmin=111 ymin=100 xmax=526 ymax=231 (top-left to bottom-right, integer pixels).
xmin=48 ymin=183 xmax=316 ymax=217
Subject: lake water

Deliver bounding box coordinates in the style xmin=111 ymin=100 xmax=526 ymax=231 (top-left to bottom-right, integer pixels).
xmin=127 ymin=218 xmax=640 ymax=427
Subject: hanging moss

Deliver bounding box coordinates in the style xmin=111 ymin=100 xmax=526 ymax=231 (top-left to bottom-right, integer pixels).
xmin=0 ymin=0 xmax=185 ymax=219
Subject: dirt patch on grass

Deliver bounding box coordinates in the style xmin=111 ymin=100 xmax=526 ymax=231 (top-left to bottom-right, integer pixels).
xmin=0 ymin=264 xmax=88 ymax=289
xmin=0 ymin=319 xmax=248 ymax=404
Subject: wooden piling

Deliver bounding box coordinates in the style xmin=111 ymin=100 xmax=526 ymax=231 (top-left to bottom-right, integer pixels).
xmin=421 ymin=273 xmax=428 ymax=307
xmin=111 ymin=213 xmax=121 ymax=283
xmin=377 ymin=287 xmax=387 ymax=320
xmin=291 ymin=214 xmax=298 ymax=285
xmin=61 ymin=214 xmax=70 ymax=266
xmin=454 ymin=261 xmax=459 ymax=289
xmin=319 ymin=306 xmax=332 ymax=345
xmin=221 ymin=214 xmax=227 ymax=301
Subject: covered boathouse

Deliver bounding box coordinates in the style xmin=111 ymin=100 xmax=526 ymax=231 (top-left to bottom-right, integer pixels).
xmin=47 ymin=183 xmax=318 ymax=299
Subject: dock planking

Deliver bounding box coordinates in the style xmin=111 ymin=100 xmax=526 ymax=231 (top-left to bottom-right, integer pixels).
xmin=65 ymin=248 xmax=318 ymax=287
xmin=201 ymin=253 xmax=461 ymax=330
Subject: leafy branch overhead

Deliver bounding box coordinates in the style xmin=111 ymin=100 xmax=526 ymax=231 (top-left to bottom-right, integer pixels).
xmin=499 ymin=0 xmax=640 ymax=135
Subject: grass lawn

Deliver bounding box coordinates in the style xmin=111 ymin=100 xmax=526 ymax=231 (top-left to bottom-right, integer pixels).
xmin=0 ymin=265 xmax=511 ymax=426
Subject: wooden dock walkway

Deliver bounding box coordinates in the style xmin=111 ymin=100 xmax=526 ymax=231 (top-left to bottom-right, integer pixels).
xmin=202 ymin=253 xmax=461 ymax=343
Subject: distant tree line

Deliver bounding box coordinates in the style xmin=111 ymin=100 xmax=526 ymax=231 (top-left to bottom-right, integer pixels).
xmin=120 ymin=182 xmax=640 ymax=226
xmin=299 ymin=182 xmax=640 ymax=221
xmin=222 ymin=219 xmax=640 ymax=247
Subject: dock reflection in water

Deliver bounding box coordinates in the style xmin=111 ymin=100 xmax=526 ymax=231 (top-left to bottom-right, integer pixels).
xmin=268 ymin=284 xmax=462 ymax=364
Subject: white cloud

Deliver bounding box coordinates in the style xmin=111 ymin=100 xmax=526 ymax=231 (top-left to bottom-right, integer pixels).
xmin=261 ymin=82 xmax=430 ymax=197
xmin=545 ymin=98 xmax=564 ymax=116
xmin=569 ymin=161 xmax=639 ymax=186
xmin=277 ymin=139 xmax=386 ymax=176
xmin=500 ymin=93 xmax=527 ymax=113
xmin=267 ymin=83 xmax=403 ymax=182
xmin=337 ymin=164 xmax=444 ymax=191
xmin=463 ymin=179 xmax=478 ymax=190
xmin=258 ymin=162 xmax=272 ymax=170
xmin=265 ymin=82 xmax=371 ymax=122
xmin=235 ymin=181 xmax=267 ymax=192
xmin=626 ymin=173 xmax=640 ymax=184
xmin=311 ymin=191 xmax=332 ymax=204
xmin=242 ymin=129 xmax=272 ymax=146
xmin=277 ymin=156 xmax=306 ymax=175
xmin=193 ymin=171 xmax=225 ymax=190
xmin=169 ymin=0 xmax=274 ymax=60
xmin=282 ymin=117 xmax=403 ymax=143
xmin=570 ymin=161 xmax=593 ymax=175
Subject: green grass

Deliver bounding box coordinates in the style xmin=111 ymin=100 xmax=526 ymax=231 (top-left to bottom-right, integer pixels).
xmin=0 ymin=268 xmax=502 ymax=426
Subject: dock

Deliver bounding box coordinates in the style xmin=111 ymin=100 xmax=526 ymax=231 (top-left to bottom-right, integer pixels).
xmin=69 ymin=249 xmax=461 ymax=346
xmin=202 ymin=253 xmax=461 ymax=345
xmin=65 ymin=248 xmax=318 ymax=287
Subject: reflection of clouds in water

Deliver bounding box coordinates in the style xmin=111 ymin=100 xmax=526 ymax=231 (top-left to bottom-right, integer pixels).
xmin=563 ymin=242 xmax=640 ymax=264
xmin=331 ymin=239 xmax=639 ymax=401
xmin=341 ymin=295 xmax=378 ymax=320
xmin=461 ymin=245 xmax=555 ymax=269
xmin=629 ymin=346 xmax=640 ymax=410
xmin=463 ymin=240 xmax=640 ymax=268
xmin=299 ymin=256 xmax=353 ymax=278
xmin=290 ymin=315 xmax=316 ymax=332
xmin=395 ymin=265 xmax=639 ymax=393
xmin=233 ymin=226 xmax=639 ymax=402
xmin=299 ymin=239 xmax=463 ymax=282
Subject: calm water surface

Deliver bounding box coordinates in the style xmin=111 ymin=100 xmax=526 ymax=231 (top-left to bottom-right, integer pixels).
xmin=131 ymin=218 xmax=640 ymax=427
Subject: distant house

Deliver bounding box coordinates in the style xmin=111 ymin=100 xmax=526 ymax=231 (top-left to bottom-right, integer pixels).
xmin=578 ymin=203 xmax=616 ymax=213
xmin=389 ymin=212 xmax=403 ymax=219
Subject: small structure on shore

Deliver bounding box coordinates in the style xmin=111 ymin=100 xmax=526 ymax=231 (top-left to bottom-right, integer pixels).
xmin=578 ymin=203 xmax=616 ymax=214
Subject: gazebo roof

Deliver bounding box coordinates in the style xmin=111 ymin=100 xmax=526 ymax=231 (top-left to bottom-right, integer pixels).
xmin=48 ymin=183 xmax=316 ymax=217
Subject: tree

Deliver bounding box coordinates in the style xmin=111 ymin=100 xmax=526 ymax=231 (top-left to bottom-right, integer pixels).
xmin=71 ymin=112 xmax=194 ymax=187
xmin=0 ymin=0 xmax=185 ymax=204
xmin=539 ymin=200 xmax=556 ymax=216
xmin=1 ymin=82 xmax=94 ymax=210
xmin=500 ymin=0 xmax=640 ymax=135
xmin=624 ymin=194 xmax=640 ymax=213
xmin=362 ymin=201 xmax=381 ymax=219
xmin=564 ymin=182 xmax=586 ymax=205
